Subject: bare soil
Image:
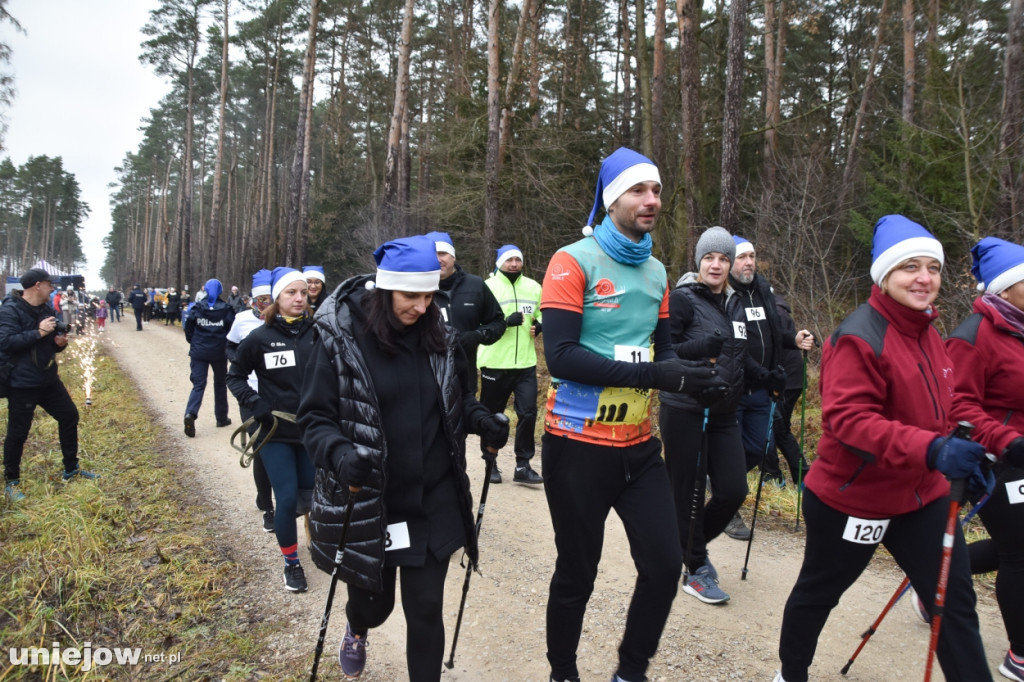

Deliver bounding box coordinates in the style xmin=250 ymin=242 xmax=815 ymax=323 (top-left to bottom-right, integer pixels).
xmin=103 ymin=317 xmax=1007 ymax=681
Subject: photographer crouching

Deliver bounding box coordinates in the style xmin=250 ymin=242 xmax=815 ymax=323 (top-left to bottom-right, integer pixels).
xmin=0 ymin=268 xmax=99 ymax=503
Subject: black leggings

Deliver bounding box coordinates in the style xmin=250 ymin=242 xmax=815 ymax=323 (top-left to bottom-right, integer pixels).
xmin=660 ymin=403 xmax=747 ymax=574
xmin=542 ymin=433 xmax=682 ymax=682
xmin=779 ymin=488 xmax=990 ymax=682
xmin=346 ymin=552 xmax=450 ymax=682
xmin=971 ymin=463 xmax=1024 ymax=657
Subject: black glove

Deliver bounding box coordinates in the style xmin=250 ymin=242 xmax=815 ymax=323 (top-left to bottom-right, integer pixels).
xmin=251 ymin=401 xmax=274 ymax=429
xmin=768 ymin=365 xmax=787 ymax=394
xmin=337 ymin=446 xmax=373 ymax=489
xmin=459 ymin=329 xmax=482 ymax=348
xmin=701 ymin=332 xmax=726 ymax=359
xmin=480 ymin=413 xmax=510 ymax=452
xmin=927 ymin=436 xmax=987 ymax=479
xmin=505 ymin=311 xmax=524 ymax=327
xmin=694 ymin=385 xmax=729 ymax=409
xmin=531 ymin=321 xmax=542 ymax=336
xmin=1002 ymin=437 xmax=1024 ymax=468
xmin=649 ymin=358 xmax=725 ymax=394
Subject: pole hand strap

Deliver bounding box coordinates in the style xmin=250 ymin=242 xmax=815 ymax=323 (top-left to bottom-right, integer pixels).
xmin=229 ymin=410 xmax=297 ymax=468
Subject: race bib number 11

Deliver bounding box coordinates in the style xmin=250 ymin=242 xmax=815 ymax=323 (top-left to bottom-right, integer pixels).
xmin=842 ymin=516 xmax=890 ymax=545
xmin=614 ymin=345 xmax=649 ymax=363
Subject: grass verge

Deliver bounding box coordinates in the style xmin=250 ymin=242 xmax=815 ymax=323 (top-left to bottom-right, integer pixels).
xmin=0 ymin=336 xmax=288 ymax=681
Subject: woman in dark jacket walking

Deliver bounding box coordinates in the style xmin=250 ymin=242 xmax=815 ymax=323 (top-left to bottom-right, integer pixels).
xmin=660 ymin=226 xmax=751 ymax=606
xmin=297 ymin=235 xmax=509 ymax=682
xmin=775 ymin=215 xmax=993 ymax=682
xmin=947 ymin=236 xmax=1024 ymax=682
xmin=227 ymin=267 xmax=317 ymax=593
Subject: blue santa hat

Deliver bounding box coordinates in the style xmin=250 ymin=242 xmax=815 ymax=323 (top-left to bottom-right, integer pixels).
xmin=869 ymin=215 xmax=944 ymax=286
xmin=251 ymin=269 xmax=273 ymax=298
xmin=270 ymin=267 xmax=306 ymax=301
xmin=302 ymin=265 xmax=325 ymax=283
xmin=733 ymin=235 xmax=755 ymax=258
xmin=369 ymin=235 xmax=441 ymax=292
xmin=424 ymin=231 xmax=456 ymax=257
xmin=203 ymin=279 xmax=222 ymax=309
xmin=584 ymin=148 xmax=661 ymax=233
xmin=971 ymin=236 xmax=1024 ymax=295
xmin=495 ymin=244 xmax=523 ymax=270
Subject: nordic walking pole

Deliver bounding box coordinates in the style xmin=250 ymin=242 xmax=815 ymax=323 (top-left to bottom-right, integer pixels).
xmin=742 ymin=395 xmax=778 ymax=580
xmin=923 ymin=421 xmax=974 ymax=682
xmin=684 ymin=352 xmax=717 ymax=568
xmin=795 ymin=349 xmax=808 ymax=531
xmin=310 ymin=479 xmax=362 ymax=682
xmin=840 ymin=491 xmax=991 ymax=675
xmin=445 ymin=413 xmax=510 ymax=670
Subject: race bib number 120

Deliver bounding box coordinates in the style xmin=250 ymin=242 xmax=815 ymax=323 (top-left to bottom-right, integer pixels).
xmin=842 ymin=516 xmax=890 ymax=544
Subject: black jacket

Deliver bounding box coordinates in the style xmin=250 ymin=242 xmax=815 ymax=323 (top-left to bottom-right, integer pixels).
xmin=434 ymin=265 xmax=506 ymax=369
xmin=227 ymin=315 xmax=316 ymax=444
xmin=105 ymin=290 xmax=122 ymax=308
xmin=298 ymin=275 xmax=491 ymax=593
xmin=0 ymin=294 xmax=66 ymax=389
xmin=728 ymin=272 xmax=794 ymax=388
xmin=185 ymin=301 xmax=236 ymax=362
xmin=659 ymin=274 xmax=747 ymax=414
xmin=127 ymin=287 xmax=147 ymax=311
xmin=165 ymin=292 xmax=182 ymax=316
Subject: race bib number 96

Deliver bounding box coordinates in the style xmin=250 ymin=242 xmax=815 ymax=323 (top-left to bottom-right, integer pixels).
xmin=842 ymin=516 xmax=890 ymax=545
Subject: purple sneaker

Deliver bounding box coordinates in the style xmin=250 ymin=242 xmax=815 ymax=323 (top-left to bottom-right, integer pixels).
xmin=339 ymin=622 xmax=367 ymax=679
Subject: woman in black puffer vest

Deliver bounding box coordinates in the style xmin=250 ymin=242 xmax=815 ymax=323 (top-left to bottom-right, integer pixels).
xmin=659 ymin=226 xmax=755 ymax=607
xmin=298 ymin=235 xmax=508 ymax=682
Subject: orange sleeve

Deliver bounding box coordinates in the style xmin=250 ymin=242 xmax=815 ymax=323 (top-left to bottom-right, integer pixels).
xmin=541 ymin=251 xmax=585 ymax=314
xmin=658 ymin=281 xmax=669 ymax=319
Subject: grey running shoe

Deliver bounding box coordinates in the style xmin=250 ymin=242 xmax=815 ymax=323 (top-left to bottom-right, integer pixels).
xmin=683 ymin=562 xmax=730 ymax=604
xmin=339 ymin=622 xmax=368 ymax=678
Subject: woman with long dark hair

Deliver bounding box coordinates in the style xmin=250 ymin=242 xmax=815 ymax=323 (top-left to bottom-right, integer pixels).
xmin=298 ymin=235 xmax=509 ymax=682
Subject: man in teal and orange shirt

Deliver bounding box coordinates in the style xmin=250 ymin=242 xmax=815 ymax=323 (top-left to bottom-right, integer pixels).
xmin=540 ymin=148 xmax=726 ymax=682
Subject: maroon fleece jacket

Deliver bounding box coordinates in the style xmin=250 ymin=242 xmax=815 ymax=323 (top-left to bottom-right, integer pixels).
xmin=805 ymin=285 xmax=952 ymax=518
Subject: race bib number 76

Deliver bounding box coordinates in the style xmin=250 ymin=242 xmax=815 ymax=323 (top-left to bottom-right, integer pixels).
xmin=263 ymin=350 xmax=296 ymax=369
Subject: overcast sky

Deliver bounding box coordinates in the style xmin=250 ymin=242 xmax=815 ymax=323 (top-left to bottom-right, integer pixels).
xmin=4 ymin=0 xmax=168 ymax=288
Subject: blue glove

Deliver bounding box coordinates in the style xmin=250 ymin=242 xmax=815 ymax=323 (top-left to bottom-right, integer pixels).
xmin=966 ymin=465 xmax=996 ymax=504
xmin=927 ymin=436 xmax=986 ymax=479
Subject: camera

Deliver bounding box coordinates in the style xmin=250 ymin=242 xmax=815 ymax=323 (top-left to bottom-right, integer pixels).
xmin=54 ymin=320 xmax=70 ymax=335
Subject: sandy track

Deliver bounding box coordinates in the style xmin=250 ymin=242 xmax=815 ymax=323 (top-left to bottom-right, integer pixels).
xmin=102 ymin=316 xmax=1006 ymax=681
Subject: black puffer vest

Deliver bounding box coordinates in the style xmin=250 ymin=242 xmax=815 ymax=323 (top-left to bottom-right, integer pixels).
xmin=305 ymin=275 xmax=479 ymax=593
xmin=659 ymin=273 xmax=747 ymax=414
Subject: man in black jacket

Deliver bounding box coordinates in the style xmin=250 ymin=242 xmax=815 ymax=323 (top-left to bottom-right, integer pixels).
xmin=127 ymin=284 xmax=147 ymax=330
xmin=183 ymin=278 xmax=236 ymax=437
xmin=105 ymin=286 xmax=122 ymax=323
xmin=1 ymin=268 xmax=99 ymax=502
xmin=723 ymin=236 xmax=814 ymax=540
xmin=426 ymin=231 xmax=506 ymax=395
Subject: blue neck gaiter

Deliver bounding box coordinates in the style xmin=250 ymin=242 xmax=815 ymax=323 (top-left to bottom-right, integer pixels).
xmin=593 ymin=215 xmax=652 ymax=266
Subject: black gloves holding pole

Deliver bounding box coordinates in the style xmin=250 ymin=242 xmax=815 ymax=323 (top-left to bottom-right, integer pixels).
xmin=479 ymin=413 xmax=511 ymax=452
xmin=333 ymin=445 xmax=374 ymax=489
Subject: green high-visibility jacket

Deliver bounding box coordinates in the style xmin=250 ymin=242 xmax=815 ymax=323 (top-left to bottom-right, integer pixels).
xmin=477 ymin=271 xmax=543 ymax=370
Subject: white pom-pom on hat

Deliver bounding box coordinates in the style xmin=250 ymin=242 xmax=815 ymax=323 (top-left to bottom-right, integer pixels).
xmin=582 ymin=225 xmax=594 ymax=237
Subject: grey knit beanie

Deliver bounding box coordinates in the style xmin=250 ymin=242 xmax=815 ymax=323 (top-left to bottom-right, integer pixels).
xmin=695 ymin=226 xmax=736 ymax=265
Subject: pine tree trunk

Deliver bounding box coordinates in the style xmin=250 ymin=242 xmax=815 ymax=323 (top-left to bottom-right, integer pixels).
xmin=485 ymin=0 xmax=502 ymax=249
xmin=678 ymin=0 xmax=702 ymax=235
xmin=209 ymin=0 xmax=230 ymax=277
xmin=636 ymin=0 xmax=654 ymax=158
xmin=719 ymin=0 xmax=748 ymax=232
xmin=998 ymin=0 xmax=1024 ymax=233
xmin=382 ymin=0 xmax=415 ymax=228
xmin=902 ymin=0 xmax=915 ymax=126
xmin=287 ymin=0 xmax=319 ymax=266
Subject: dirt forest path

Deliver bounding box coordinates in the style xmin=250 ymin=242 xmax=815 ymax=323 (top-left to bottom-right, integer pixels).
xmin=102 ymin=315 xmax=1007 ymax=681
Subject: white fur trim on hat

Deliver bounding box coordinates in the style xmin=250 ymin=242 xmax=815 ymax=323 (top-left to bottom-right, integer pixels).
xmin=870 ymin=236 xmax=945 ymax=286
xmin=985 ymin=262 xmax=1024 ymax=295
xmin=496 ymin=248 xmax=523 ymax=270
xmin=272 ymin=270 xmax=308 ymax=301
xmin=302 ymin=269 xmax=325 ymax=283
xmin=734 ymin=241 xmax=755 ymax=258
xmin=252 ymin=284 xmax=272 ymax=297
xmin=602 ymin=163 xmax=661 ymax=211
xmin=434 ymin=241 xmax=455 ymax=257
xmin=374 ymin=268 xmax=441 ymax=292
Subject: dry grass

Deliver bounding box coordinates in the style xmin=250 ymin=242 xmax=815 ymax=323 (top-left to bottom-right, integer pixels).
xmin=0 ymin=338 xmax=284 ymax=681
